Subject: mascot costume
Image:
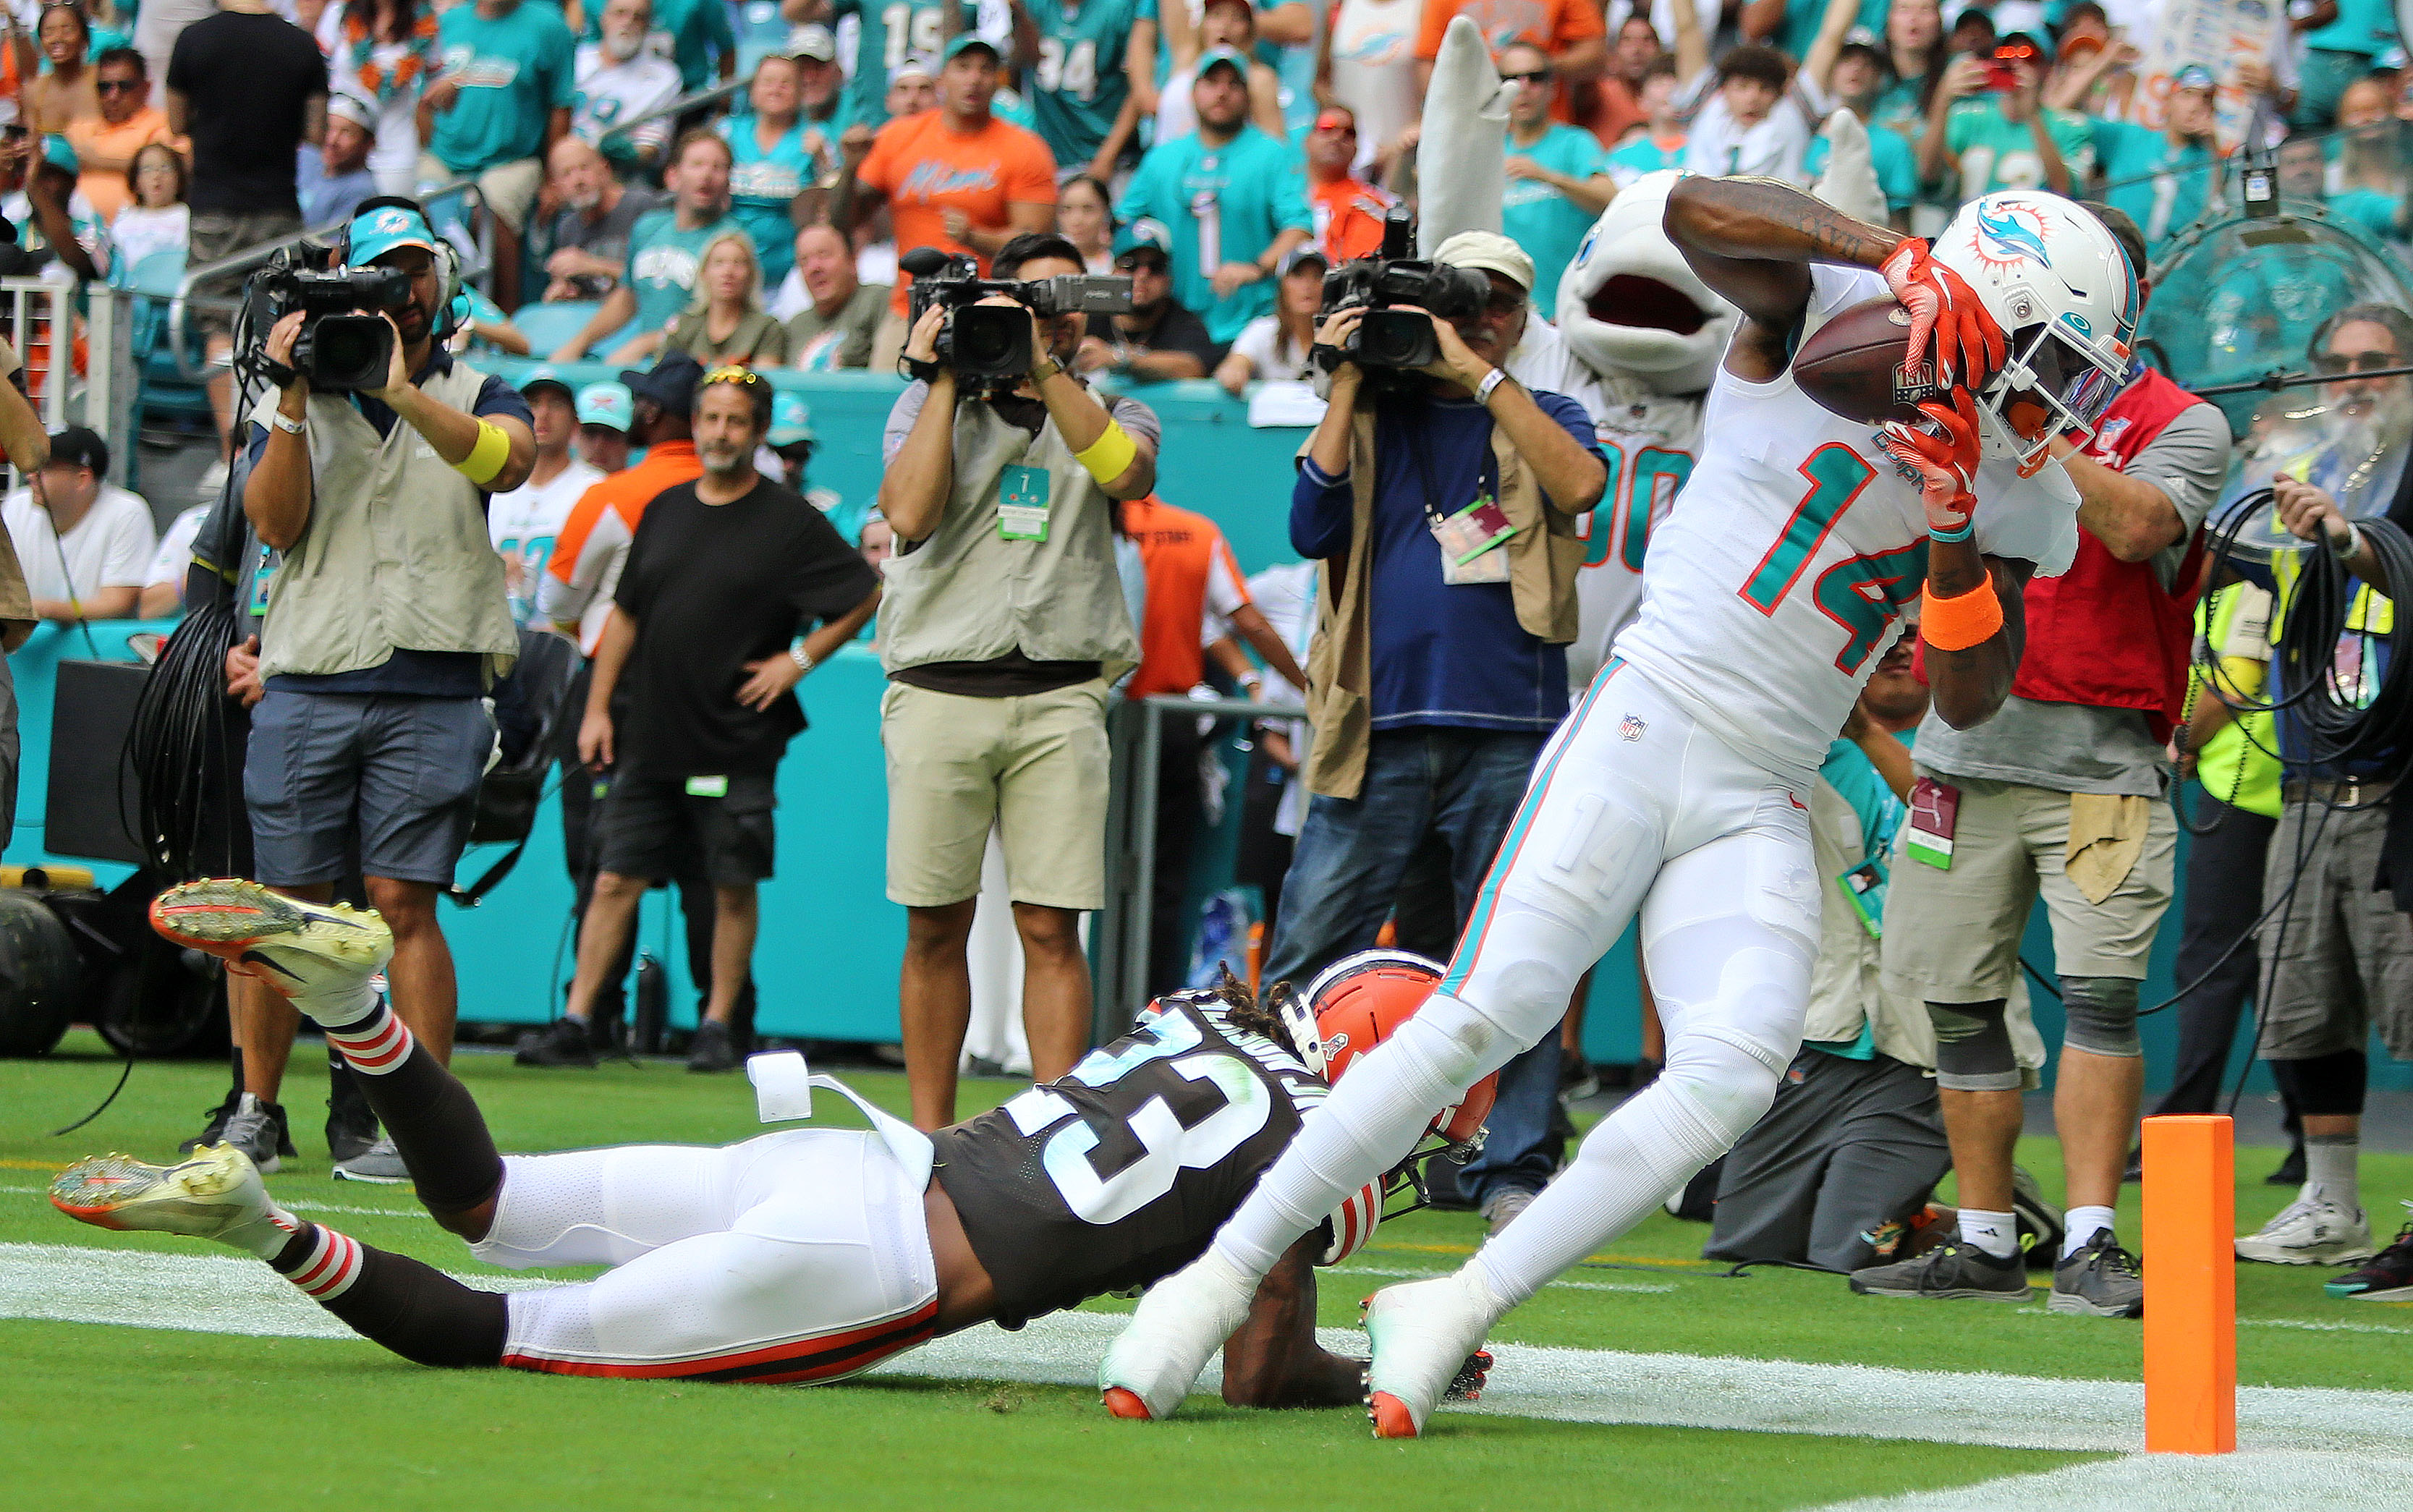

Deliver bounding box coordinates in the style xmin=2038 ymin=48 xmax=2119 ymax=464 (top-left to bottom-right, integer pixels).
xmin=1418 ymin=14 xmax=1888 ymax=687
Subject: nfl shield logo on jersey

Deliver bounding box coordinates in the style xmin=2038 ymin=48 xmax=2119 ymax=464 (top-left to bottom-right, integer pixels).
xmin=1619 ymin=714 xmax=1646 ymax=742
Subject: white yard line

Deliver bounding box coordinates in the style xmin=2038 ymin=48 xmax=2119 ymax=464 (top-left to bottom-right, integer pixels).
xmin=7 ymin=1240 xmax=2412 ymax=1459
xmin=1811 ymin=1450 xmax=2413 ymax=1511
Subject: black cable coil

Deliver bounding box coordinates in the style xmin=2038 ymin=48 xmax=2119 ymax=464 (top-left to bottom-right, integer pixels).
xmin=122 ymin=595 xmax=243 ymax=883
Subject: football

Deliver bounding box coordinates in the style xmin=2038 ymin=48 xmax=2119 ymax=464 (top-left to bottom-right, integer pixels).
xmin=1791 ymin=295 xmax=1929 ymax=425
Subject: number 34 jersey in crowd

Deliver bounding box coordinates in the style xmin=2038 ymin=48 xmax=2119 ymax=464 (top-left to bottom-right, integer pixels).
xmin=931 ymin=996 xmax=1326 ymax=1330
xmin=1611 ymin=263 xmax=2082 ymax=787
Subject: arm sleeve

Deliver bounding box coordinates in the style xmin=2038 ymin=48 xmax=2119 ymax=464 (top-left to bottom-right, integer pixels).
xmin=471 ymin=375 xmax=536 ymax=426
xmin=784 ymin=506 xmax=882 ymax=626
xmin=1272 ymin=164 xmax=1314 ymax=232
xmin=101 ymin=500 xmax=158 ymax=589
xmin=548 ymin=22 xmax=580 ymax=109
xmin=2121 ymin=402 xmax=2231 ymax=535
xmin=1203 ymin=527 xmax=1251 ymax=617
xmin=1009 ymin=131 xmax=1061 ymax=203
xmin=882 ymin=380 xmax=933 ymax=464
xmin=1158 ymin=305 xmax=1226 ymax=370
xmin=1107 ymin=394 xmax=1163 ymax=452
xmin=611 ymin=506 xmax=656 ymax=618
xmin=538 ymin=483 xmax=623 ymax=624
xmin=857 ymin=122 xmax=899 ymax=195
xmin=1413 ymin=0 xmax=1454 ymax=60
xmin=1291 ymin=454 xmax=1353 ymax=558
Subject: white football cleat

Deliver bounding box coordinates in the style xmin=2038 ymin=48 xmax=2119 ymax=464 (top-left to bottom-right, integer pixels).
xmin=1362 ymin=1268 xmax=1502 ymax=1439
xmin=1098 ymin=1249 xmax=1258 ymax=1421
xmin=150 ymin=878 xmax=392 ymax=1027
xmin=51 ymin=1145 xmax=300 ymax=1260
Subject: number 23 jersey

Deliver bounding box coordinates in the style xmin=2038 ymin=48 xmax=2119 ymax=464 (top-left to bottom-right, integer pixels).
xmin=1611 ymin=263 xmax=2082 ymax=786
xmin=930 ymin=995 xmax=1327 ymax=1330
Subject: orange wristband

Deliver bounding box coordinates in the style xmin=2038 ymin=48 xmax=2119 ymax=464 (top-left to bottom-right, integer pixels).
xmin=1920 ymin=572 xmax=2004 ymax=651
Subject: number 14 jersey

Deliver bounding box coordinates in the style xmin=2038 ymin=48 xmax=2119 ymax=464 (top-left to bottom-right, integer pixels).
xmin=930 ymin=995 xmax=1328 ymax=1330
xmin=1611 ymin=263 xmax=2081 ymax=786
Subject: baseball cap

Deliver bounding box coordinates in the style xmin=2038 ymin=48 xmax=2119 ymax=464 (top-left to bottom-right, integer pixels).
xmin=577 ymin=381 xmax=634 ymax=431
xmin=1433 ymin=230 xmax=1534 ymax=295
xmin=327 ymin=91 xmax=377 ymax=132
xmin=1278 ymin=243 xmax=1330 ymax=277
xmin=1196 ymin=45 xmax=1250 ymax=81
xmin=2173 ymin=63 xmax=2217 ymax=93
xmin=892 ymin=51 xmax=937 ymax=82
xmin=942 ymin=33 xmax=1001 ymax=64
xmin=619 ymin=350 xmax=707 ymax=417
xmin=786 ymin=22 xmax=836 ymax=61
xmin=348 ymin=202 xmax=440 ymax=266
xmin=46 ymin=425 xmax=106 ymax=475
xmin=768 ymin=389 xmax=816 ymax=447
xmin=518 ymin=365 xmax=574 ymax=402
xmin=1114 ymin=241 xmax=1170 ymax=271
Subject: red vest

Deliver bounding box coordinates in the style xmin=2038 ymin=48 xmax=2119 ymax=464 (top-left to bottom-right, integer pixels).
xmin=2005 ymin=367 xmax=2210 ymax=742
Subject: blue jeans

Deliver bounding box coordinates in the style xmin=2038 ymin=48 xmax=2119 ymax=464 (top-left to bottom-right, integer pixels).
xmin=1265 ymin=727 xmax=1561 ymax=1203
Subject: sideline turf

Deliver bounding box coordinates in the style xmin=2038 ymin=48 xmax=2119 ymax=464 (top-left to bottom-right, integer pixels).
xmin=0 ymin=1032 xmax=2399 ymax=1508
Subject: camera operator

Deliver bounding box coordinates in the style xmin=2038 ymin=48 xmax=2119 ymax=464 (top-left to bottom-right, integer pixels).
xmin=1275 ymin=229 xmax=1606 ymax=1228
xmin=877 ymin=229 xmax=1154 ymax=1131
xmin=239 ymin=198 xmax=535 ymax=1179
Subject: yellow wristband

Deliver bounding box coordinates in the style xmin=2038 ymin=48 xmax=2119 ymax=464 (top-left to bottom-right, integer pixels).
xmin=1074 ymin=420 xmax=1137 ymax=487
xmin=454 ymin=420 xmax=511 ymax=487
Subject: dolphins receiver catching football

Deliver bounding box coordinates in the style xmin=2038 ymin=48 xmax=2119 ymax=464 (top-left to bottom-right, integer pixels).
xmin=1098 ymin=182 xmax=2137 ymax=1435
xmin=56 ymin=880 xmax=1491 ymax=1399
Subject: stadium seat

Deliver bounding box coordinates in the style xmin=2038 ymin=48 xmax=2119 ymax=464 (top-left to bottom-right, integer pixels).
xmin=511 ymin=300 xmax=604 ymax=356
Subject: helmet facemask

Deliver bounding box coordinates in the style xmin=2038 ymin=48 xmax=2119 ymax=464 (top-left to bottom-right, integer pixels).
xmin=1977 ymin=318 xmax=2130 ymax=475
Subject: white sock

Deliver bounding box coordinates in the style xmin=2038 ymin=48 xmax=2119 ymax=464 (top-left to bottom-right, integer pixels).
xmin=1210 ymin=1004 xmax=1488 ymax=1276
xmin=2062 ymin=1204 xmax=2116 ymax=1259
xmin=2303 ymin=1135 xmax=2360 ymax=1212
xmin=1959 ymin=1207 xmax=2018 ymax=1260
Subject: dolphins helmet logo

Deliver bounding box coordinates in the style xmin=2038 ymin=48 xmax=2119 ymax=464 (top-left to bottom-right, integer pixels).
xmin=1969 ymin=204 xmax=2053 ymax=273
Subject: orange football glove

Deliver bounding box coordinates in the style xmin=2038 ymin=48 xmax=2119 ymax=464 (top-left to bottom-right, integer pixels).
xmin=1878 ymin=388 xmax=1983 ymax=538
xmin=1879 ymin=239 xmax=2007 ymax=392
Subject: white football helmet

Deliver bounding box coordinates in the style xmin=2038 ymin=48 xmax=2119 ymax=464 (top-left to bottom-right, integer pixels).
xmin=1928 ymin=191 xmax=2139 ymax=471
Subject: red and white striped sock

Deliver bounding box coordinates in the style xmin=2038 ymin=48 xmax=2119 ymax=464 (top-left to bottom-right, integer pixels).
xmin=273 ymin=1224 xmax=365 ymax=1301
xmin=323 ymin=997 xmax=415 ymax=1077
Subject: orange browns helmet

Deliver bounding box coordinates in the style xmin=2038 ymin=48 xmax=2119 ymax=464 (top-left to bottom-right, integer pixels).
xmin=1287 ymin=950 xmax=1498 ymax=1148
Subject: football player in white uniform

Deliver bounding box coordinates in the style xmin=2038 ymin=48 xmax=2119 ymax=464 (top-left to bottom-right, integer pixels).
xmin=1099 ymin=181 xmax=2140 ymax=1435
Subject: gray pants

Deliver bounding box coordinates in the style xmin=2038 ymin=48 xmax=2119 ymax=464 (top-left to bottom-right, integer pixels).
xmin=1705 ymin=1050 xmax=1950 ymax=1274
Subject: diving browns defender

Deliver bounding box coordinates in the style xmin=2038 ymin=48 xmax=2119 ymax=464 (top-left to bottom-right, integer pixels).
xmin=56 ymin=881 xmax=1488 ymax=1399
xmin=1101 ymin=183 xmax=2139 ymax=1435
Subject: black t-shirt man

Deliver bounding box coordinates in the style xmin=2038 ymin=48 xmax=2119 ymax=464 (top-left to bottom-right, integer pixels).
xmin=1082 ymin=297 xmax=1223 ymax=375
xmin=168 ymin=9 xmax=330 ymax=214
xmin=611 ymin=477 xmax=878 ymax=778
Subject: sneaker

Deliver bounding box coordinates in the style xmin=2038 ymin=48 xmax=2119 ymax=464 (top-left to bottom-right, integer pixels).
xmin=2010 ymin=1165 xmax=2065 ymax=1268
xmin=324 ymin=1059 xmax=377 ymax=1164
xmin=218 ymin=1093 xmax=286 ymax=1176
xmin=332 ymin=1134 xmax=410 ymax=1184
xmin=1479 ymin=1188 xmax=1535 ymax=1234
xmin=685 ymin=1019 xmax=738 ymax=1073
xmin=1098 ymin=1249 xmax=1258 ymax=1421
xmin=51 ymin=1144 xmax=297 ymax=1257
xmin=148 ymin=879 xmax=393 ymax=1027
xmin=1362 ymin=1268 xmax=1504 ymax=1438
xmin=178 ymin=1090 xmax=239 ymax=1155
xmin=2235 ymin=1196 xmax=2376 ymax=1265
xmin=515 ymin=1016 xmax=597 ymax=1069
xmin=1848 ymin=1239 xmax=2031 ymax=1301
xmin=2326 ymin=1205 xmax=2413 ymax=1301
xmin=2048 ymin=1231 xmax=2145 ymax=1317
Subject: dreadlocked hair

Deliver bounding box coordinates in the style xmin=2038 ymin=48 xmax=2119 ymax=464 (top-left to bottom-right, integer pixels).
xmin=1191 ymin=966 xmax=1307 ymax=1061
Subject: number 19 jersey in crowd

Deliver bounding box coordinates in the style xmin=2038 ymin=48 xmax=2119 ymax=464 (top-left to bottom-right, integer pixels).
xmin=934 ymin=995 xmax=1328 ymax=1329
xmin=1612 ymin=263 xmax=2081 ymax=788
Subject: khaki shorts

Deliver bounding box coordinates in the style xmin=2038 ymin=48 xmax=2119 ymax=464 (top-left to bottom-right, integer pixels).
xmin=416 ymin=153 xmax=546 ymax=235
xmin=1881 ymin=773 xmax=2177 ymax=1002
xmin=2256 ymin=799 xmax=2413 ymax=1061
xmin=191 ymin=208 xmax=306 ymax=340
xmin=881 ymin=678 xmax=1111 ymax=910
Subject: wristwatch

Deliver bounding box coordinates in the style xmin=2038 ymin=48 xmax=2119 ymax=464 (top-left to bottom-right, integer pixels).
xmin=1030 ymin=354 xmax=1064 ymax=383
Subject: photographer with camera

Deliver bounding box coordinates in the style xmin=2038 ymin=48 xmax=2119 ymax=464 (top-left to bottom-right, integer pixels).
xmin=876 ymin=229 xmax=1154 ymax=1131
xmin=237 ymin=198 xmax=535 ymax=1180
xmin=1273 ymin=227 xmax=1605 ymax=1229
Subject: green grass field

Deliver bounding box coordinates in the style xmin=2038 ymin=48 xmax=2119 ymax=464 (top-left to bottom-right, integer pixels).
xmin=6 ymin=1033 xmax=2409 ymax=1511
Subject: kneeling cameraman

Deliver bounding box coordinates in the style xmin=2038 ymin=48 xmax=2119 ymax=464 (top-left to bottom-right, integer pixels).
xmin=877 ymin=231 xmax=1154 ymax=1130
xmin=239 ymin=198 xmax=535 ymax=1178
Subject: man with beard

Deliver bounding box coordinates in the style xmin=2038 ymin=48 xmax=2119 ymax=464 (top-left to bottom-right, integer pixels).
xmin=537 ymin=135 xmax=661 ymax=302
xmin=573 ymin=0 xmax=683 ymax=166
xmin=237 ymin=198 xmax=536 ymax=1180
xmin=1074 ymin=241 xmax=1221 ymax=382
xmin=2221 ymin=303 xmax=2413 ymax=1302
xmin=564 ymin=365 xmax=881 ymax=1074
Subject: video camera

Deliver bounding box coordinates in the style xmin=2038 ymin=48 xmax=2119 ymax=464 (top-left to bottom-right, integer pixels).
xmin=900 ymin=247 xmax=1132 ymax=387
xmin=241 ymin=243 xmax=415 ymax=392
xmin=1318 ymin=207 xmax=1489 ymax=374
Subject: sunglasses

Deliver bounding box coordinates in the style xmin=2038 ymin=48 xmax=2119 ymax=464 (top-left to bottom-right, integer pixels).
xmin=1501 ymin=69 xmax=1555 ymax=85
xmin=2317 ymin=350 xmax=2400 ymax=375
xmin=97 ymin=78 xmax=143 ymax=93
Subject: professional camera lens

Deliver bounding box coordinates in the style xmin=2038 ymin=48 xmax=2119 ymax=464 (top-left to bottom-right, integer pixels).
xmin=306 ymin=313 xmax=396 ymax=391
xmin=951 ymin=305 xmax=1032 ymax=378
xmin=1357 ymin=309 xmax=1440 ymax=370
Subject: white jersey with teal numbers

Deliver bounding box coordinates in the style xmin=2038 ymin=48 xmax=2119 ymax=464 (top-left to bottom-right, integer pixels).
xmin=1611 ymin=263 xmax=2081 ymax=786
